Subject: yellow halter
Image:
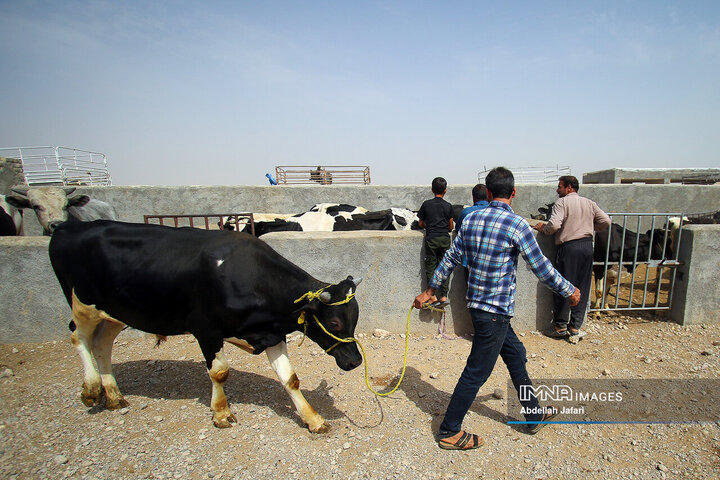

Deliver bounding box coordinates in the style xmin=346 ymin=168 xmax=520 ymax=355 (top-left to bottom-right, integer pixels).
xmin=293 ymin=285 xmax=412 ymax=397
xmin=294 ymin=285 xmax=356 ymax=306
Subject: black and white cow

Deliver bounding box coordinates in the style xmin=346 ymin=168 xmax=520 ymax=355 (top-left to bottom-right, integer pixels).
xmin=592 ymin=224 xmax=672 ymax=308
xmin=1 ymin=194 xmax=24 ymax=236
xmin=48 ymin=220 xmax=362 ymax=432
xmin=233 ymin=204 xmax=421 ymax=236
xmin=6 ymin=186 xmax=119 ymax=235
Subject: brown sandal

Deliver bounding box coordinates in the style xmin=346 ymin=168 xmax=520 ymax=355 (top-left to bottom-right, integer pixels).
xmin=438 ymin=431 xmax=484 ymax=450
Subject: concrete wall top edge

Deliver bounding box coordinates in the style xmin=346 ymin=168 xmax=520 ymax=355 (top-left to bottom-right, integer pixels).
xmin=0 ymin=236 xmax=50 ymax=247
xmin=261 ymin=230 xmax=425 ymax=241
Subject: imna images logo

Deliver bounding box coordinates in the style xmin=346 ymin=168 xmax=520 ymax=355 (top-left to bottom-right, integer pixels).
xmin=520 ymin=384 xmax=623 ymax=403
xmin=519 ymin=384 xmax=573 ymax=402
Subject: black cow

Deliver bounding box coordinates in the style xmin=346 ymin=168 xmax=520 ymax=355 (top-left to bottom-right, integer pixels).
xmin=592 ymin=224 xmax=671 ymax=308
xmin=49 ymin=220 xmax=362 ymax=432
xmin=332 ymin=209 xmax=396 ymax=231
xmin=251 ymin=218 xmax=304 ymax=236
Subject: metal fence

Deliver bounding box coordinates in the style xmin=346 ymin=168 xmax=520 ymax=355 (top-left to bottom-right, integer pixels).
xmin=478 ymin=166 xmax=571 ymax=184
xmin=275 ymin=166 xmax=371 ymax=185
xmin=143 ymin=213 xmax=255 ymax=235
xmin=590 ymin=213 xmax=683 ymax=313
xmin=0 ymin=146 xmax=112 ymax=186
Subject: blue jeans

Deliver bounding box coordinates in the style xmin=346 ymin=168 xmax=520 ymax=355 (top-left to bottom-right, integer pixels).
xmin=439 ymin=309 xmax=543 ymax=436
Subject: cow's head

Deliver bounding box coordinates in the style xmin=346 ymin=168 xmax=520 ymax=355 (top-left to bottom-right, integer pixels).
xmin=293 ymin=276 xmax=363 ymax=371
xmin=6 ymin=187 xmax=90 ymax=235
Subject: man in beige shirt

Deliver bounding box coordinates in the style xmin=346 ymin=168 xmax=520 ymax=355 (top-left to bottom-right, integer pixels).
xmin=534 ymin=176 xmax=610 ymax=341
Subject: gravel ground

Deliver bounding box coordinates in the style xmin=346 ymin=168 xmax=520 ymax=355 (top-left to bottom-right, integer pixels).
xmin=1 ymin=312 xmax=719 ymax=480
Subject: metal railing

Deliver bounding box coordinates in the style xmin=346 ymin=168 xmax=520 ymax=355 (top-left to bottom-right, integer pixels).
xmin=143 ymin=213 xmax=255 ymax=235
xmin=0 ymin=146 xmax=112 ymax=186
xmin=590 ymin=213 xmax=683 ymax=312
xmin=275 ymin=166 xmax=371 ymax=185
xmin=478 ymin=166 xmax=571 ymax=184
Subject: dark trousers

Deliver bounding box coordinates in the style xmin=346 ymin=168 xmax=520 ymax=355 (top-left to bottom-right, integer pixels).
xmin=424 ymin=235 xmax=451 ymax=298
xmin=553 ymin=238 xmax=593 ymax=330
xmin=439 ymin=309 xmax=543 ymax=436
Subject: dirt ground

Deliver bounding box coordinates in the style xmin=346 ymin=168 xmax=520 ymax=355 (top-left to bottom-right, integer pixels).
xmin=1 ymin=311 xmax=719 ymax=480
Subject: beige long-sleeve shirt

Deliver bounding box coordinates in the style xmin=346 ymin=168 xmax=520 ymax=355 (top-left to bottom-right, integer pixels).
xmin=541 ymin=192 xmax=611 ymax=245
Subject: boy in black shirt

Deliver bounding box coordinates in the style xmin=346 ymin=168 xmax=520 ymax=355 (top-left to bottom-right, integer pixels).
xmin=417 ymin=177 xmax=454 ymax=307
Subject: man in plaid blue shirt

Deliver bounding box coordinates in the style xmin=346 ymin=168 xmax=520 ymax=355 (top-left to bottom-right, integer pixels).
xmin=415 ymin=167 xmax=580 ymax=450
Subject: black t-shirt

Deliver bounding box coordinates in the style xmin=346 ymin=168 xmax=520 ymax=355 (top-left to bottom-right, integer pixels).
xmin=418 ymin=197 xmax=453 ymax=239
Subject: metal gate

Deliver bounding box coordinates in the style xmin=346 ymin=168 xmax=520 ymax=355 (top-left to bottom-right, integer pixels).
xmin=590 ymin=213 xmax=684 ymax=313
xmin=144 ymin=213 xmax=255 ymax=235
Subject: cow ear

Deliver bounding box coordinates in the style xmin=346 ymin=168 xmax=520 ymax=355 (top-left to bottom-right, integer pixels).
xmin=68 ymin=195 xmax=91 ymax=207
xmin=291 ymin=301 xmax=320 ymax=320
xmin=4 ymin=195 xmax=30 ymax=209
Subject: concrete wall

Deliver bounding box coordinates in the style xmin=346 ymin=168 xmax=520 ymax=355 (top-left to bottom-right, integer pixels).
xmin=2 ymin=224 xmax=719 ymax=344
xmin=0 ymin=237 xmax=69 ymax=342
xmin=2 ymin=182 xmax=720 ymax=343
xmin=670 ymin=225 xmax=720 ymax=325
xmin=15 ymin=183 xmax=720 ymax=236
xmin=0 ymin=230 xmax=558 ymax=343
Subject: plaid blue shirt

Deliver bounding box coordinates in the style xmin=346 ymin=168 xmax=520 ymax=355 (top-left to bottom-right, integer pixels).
xmin=429 ymin=201 xmax=575 ymax=316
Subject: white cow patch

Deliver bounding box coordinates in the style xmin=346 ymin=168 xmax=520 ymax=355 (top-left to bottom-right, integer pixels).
xmin=287 ymin=211 xmax=337 ymax=231
xmin=390 ymin=208 xmax=419 ymax=230
xmin=216 ymin=259 xmax=224 ymax=267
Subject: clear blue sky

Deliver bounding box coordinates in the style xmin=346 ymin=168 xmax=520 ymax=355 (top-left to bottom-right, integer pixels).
xmin=1 ymin=1 xmax=718 ymax=186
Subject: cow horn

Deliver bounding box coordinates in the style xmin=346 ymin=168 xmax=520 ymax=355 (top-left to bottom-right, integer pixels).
xmin=318 ymin=292 xmax=333 ymax=303
xmin=351 ymin=277 xmax=363 ymax=287
xmin=63 ymin=187 xmax=77 ymax=195
xmin=11 ymin=187 xmax=29 ymax=196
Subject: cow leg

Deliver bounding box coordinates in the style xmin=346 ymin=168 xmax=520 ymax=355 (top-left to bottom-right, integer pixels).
xmin=92 ymin=319 xmax=128 ymax=410
xmin=606 ymin=267 xmax=619 ymax=305
xmin=70 ymin=291 xmax=104 ymax=407
xmin=197 ymin=338 xmax=237 ymax=428
xmin=592 ymin=270 xmax=604 ymax=310
xmin=265 ymin=342 xmax=330 ymax=433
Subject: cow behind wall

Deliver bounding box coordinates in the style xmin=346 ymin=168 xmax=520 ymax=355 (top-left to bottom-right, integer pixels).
xmin=5 ymin=186 xmax=118 ymax=235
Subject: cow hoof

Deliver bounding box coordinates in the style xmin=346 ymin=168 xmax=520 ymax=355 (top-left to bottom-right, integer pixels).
xmin=105 ymin=396 xmax=129 ymax=410
xmin=309 ymin=421 xmax=331 ymax=434
xmin=81 ymin=383 xmax=103 ymax=407
xmin=213 ymin=412 xmax=237 ymax=428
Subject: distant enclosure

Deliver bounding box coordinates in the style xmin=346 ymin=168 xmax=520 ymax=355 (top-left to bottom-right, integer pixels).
xmin=0 ymin=146 xmax=111 ymax=186
xmin=478 ymin=165 xmax=571 ymax=184
xmin=275 ymin=165 xmax=371 ymax=185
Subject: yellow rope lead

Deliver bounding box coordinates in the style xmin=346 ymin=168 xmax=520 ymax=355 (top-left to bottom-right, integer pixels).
xmin=310 ymin=305 xmax=414 ymax=397
xmin=294 ymin=285 xmax=442 ymax=397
